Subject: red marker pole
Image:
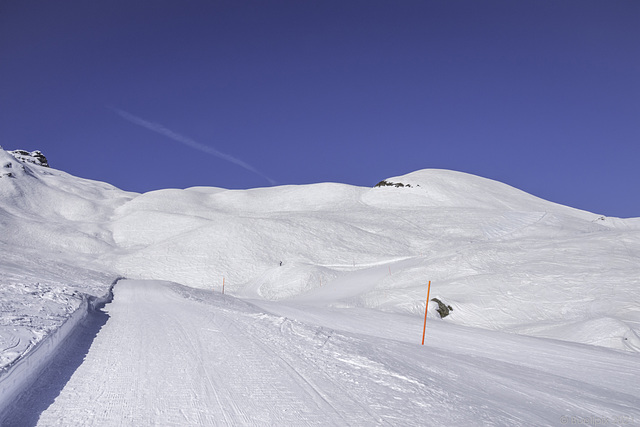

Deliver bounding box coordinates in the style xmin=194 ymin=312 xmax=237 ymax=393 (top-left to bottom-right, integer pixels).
xmin=421 ymin=280 xmax=431 ymax=345
xmin=222 ymin=277 xmax=225 ymax=295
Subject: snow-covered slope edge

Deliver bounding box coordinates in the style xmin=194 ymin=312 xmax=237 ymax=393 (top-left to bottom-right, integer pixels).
xmin=0 ymin=148 xmax=134 ymax=371
xmin=0 ymin=278 xmax=119 ymax=420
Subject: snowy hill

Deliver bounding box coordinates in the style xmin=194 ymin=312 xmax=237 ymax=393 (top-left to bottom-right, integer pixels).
xmin=2 ymin=147 xmax=639 ymax=354
xmin=106 ymin=168 xmax=640 ymax=352
xmin=1 ymin=147 xmax=639 ymax=425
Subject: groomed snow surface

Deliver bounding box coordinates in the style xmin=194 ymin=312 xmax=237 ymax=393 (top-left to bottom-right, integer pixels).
xmin=5 ymin=280 xmax=640 ymax=426
xmin=1 ymin=148 xmax=639 ymax=425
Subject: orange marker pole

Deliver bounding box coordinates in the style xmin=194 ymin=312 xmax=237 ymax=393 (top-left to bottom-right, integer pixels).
xmin=421 ymin=280 xmax=431 ymax=345
xmin=222 ymin=277 xmax=225 ymax=295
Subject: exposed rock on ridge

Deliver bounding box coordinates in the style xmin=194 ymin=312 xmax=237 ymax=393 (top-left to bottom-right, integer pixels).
xmin=9 ymin=150 xmax=49 ymax=167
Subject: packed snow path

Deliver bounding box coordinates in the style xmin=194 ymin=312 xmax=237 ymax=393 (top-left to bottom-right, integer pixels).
xmin=7 ymin=280 xmax=640 ymax=426
xmin=27 ymin=280 xmax=430 ymax=426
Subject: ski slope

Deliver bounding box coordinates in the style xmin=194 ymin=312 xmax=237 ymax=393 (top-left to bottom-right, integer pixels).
xmin=1 ymin=148 xmax=639 ymax=425
xmin=4 ymin=280 xmax=639 ymax=426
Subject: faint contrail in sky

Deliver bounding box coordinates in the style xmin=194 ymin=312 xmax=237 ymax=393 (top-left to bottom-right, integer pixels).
xmin=109 ymin=107 xmax=277 ymax=185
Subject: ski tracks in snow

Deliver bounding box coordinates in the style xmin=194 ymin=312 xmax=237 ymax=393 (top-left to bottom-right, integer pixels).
xmin=10 ymin=279 xmax=640 ymax=426
xmin=24 ymin=280 xmax=445 ymax=426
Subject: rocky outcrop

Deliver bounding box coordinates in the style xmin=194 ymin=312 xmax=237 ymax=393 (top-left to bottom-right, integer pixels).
xmin=374 ymin=180 xmax=413 ymax=188
xmin=431 ymin=298 xmax=453 ymax=318
xmin=9 ymin=150 xmax=49 ymax=167
xmin=1 ymin=160 xmax=17 ymax=178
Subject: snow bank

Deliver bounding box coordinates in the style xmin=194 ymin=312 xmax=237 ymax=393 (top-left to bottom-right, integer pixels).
xmin=0 ymin=296 xmax=89 ymax=418
xmin=0 ymin=279 xmax=118 ymax=419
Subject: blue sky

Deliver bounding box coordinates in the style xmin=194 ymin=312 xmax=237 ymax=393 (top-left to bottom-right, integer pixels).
xmin=1 ymin=1 xmax=638 ymax=217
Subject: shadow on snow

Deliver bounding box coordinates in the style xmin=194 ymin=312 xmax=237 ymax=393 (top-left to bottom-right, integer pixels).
xmin=1 ymin=308 xmax=110 ymax=427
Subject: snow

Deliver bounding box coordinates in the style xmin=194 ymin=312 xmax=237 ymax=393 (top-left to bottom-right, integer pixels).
xmin=6 ymin=280 xmax=640 ymax=426
xmin=0 ymin=147 xmax=639 ymax=425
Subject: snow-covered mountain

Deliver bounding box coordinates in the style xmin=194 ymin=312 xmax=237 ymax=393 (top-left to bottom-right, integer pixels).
xmin=1 ymin=147 xmax=639 ymax=425
xmin=2 ymin=147 xmax=639 ymax=355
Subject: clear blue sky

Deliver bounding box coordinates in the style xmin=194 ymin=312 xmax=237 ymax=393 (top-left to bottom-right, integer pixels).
xmin=1 ymin=1 xmax=638 ymax=217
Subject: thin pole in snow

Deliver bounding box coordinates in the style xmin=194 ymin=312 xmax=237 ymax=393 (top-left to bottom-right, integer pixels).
xmin=222 ymin=277 xmax=225 ymax=295
xmin=422 ymin=280 xmax=431 ymax=345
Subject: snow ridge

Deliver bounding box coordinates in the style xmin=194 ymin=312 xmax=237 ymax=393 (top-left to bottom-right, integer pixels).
xmin=0 ymin=277 xmax=122 ymax=419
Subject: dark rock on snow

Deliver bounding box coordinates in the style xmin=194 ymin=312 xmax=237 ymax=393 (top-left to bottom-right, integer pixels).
xmin=431 ymin=298 xmax=453 ymax=318
xmin=9 ymin=150 xmax=49 ymax=167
